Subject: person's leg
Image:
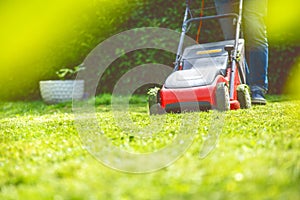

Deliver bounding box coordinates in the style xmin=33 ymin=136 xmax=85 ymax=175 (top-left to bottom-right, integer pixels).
xmin=214 ymin=0 xmax=269 ymax=104
xmin=243 ymin=0 xmax=269 ymax=104
xmin=213 ymin=0 xmax=235 ymax=40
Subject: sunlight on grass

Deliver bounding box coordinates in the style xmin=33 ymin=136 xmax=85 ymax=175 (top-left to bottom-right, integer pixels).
xmin=96 ymin=107 xmax=202 ymax=153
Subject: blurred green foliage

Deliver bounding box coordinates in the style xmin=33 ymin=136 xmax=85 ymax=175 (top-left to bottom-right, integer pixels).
xmin=0 ymin=0 xmax=299 ymax=100
xmin=0 ymin=0 xmax=138 ymax=100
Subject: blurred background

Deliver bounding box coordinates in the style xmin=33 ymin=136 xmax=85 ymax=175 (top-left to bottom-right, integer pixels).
xmin=0 ymin=0 xmax=299 ymax=101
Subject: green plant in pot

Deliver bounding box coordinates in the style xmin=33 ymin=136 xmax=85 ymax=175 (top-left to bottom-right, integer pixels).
xmin=39 ymin=65 xmax=85 ymax=104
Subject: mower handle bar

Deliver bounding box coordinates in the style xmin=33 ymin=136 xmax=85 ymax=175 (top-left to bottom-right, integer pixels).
xmin=183 ymin=13 xmax=239 ymax=31
xmin=175 ymin=13 xmax=239 ymax=70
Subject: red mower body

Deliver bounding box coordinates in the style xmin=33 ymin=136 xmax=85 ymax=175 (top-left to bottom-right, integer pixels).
xmin=158 ymin=40 xmax=246 ymax=112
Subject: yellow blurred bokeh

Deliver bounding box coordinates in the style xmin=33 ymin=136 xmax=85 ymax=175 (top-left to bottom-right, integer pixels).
xmin=284 ymin=57 xmax=300 ymax=98
xmin=0 ymin=0 xmax=90 ymax=68
xmin=0 ymin=0 xmax=132 ymax=100
xmin=267 ymin=0 xmax=300 ymax=42
xmin=267 ymin=0 xmax=300 ymax=97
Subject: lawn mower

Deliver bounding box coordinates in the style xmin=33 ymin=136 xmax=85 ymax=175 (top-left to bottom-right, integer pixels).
xmin=149 ymin=0 xmax=251 ymax=114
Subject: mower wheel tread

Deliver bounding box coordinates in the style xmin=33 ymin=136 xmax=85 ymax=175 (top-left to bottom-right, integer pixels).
xmin=237 ymin=84 xmax=251 ymax=109
xmin=216 ymin=82 xmax=230 ymax=111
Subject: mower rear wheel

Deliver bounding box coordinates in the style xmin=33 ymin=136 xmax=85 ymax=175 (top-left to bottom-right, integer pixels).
xmin=216 ymin=82 xmax=230 ymax=111
xmin=237 ymin=84 xmax=251 ymax=109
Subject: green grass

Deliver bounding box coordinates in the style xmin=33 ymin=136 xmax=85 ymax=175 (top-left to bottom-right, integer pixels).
xmin=1 ymin=95 xmax=300 ymax=200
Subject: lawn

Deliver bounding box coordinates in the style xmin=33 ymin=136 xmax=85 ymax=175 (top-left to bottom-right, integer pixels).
xmin=0 ymin=95 xmax=299 ymax=200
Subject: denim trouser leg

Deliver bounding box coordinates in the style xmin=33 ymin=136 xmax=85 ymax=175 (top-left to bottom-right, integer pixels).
xmin=243 ymin=0 xmax=269 ymax=92
xmin=214 ymin=0 xmax=269 ymax=92
xmin=214 ymin=0 xmax=235 ymax=40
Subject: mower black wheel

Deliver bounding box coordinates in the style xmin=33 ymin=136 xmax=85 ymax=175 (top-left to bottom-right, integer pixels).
xmin=237 ymin=84 xmax=251 ymax=109
xmin=215 ymin=82 xmax=230 ymax=111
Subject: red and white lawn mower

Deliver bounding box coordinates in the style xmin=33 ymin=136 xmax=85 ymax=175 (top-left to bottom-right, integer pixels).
xmin=149 ymin=0 xmax=251 ymax=114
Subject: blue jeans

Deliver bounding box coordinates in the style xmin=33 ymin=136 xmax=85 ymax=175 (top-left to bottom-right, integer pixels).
xmin=214 ymin=0 xmax=269 ymax=92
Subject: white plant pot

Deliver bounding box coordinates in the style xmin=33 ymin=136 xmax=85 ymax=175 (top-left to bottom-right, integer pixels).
xmin=39 ymin=80 xmax=84 ymax=104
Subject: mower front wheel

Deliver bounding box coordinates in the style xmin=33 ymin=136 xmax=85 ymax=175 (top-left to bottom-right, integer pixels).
xmin=215 ymin=82 xmax=230 ymax=111
xmin=237 ymin=84 xmax=251 ymax=109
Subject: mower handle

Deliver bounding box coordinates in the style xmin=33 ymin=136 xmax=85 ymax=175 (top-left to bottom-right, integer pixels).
xmin=184 ymin=13 xmax=238 ymax=31
xmin=174 ymin=12 xmax=239 ymax=71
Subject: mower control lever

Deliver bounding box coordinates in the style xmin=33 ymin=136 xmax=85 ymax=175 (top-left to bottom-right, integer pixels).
xmin=224 ymin=45 xmax=234 ymax=63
